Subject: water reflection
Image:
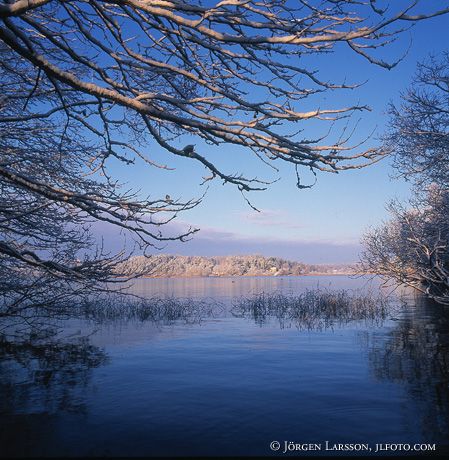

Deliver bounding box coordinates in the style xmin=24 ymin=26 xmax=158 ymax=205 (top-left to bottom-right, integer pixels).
xmin=365 ymin=294 xmax=449 ymax=444
xmin=0 ymin=295 xmax=223 ymax=457
xmin=2 ymin=279 xmax=449 ymax=456
xmin=0 ymin=296 xmax=219 ymax=415
xmin=0 ymin=289 xmax=388 ymax=417
xmin=126 ymin=275 xmax=373 ymax=300
xmin=0 ymin=332 xmax=107 ymax=416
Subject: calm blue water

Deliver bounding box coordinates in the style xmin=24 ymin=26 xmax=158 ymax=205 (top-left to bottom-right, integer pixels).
xmin=1 ymin=276 xmax=448 ymax=457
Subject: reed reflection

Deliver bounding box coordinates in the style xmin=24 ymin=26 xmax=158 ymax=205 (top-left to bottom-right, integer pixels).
xmin=0 ymin=296 xmax=218 ymax=417
xmin=365 ymin=294 xmax=449 ymax=442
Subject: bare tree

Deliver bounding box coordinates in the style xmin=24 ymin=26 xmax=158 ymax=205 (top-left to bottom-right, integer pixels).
xmin=1 ymin=47 xmax=199 ymax=317
xmin=1 ymin=0 xmax=449 ymax=314
xmin=361 ymin=53 xmax=449 ymax=304
xmin=387 ymin=52 xmax=449 ymax=188
xmin=361 ymin=187 xmax=449 ymax=304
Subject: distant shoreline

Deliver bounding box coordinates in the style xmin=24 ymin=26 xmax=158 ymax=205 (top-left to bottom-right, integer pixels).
xmin=139 ymin=272 xmax=357 ymax=279
xmin=119 ymin=254 xmax=358 ymax=279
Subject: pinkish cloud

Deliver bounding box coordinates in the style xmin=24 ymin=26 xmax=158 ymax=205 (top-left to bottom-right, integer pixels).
xmin=238 ymin=209 xmax=305 ymax=230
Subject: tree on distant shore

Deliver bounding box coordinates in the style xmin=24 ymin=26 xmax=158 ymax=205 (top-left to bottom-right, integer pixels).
xmin=1 ymin=0 xmax=449 ymax=313
xmin=119 ymin=254 xmax=308 ymax=278
xmin=361 ymin=54 xmax=449 ymax=304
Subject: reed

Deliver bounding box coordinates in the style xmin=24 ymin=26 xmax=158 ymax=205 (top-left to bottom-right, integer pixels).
xmin=231 ymin=289 xmax=391 ymax=330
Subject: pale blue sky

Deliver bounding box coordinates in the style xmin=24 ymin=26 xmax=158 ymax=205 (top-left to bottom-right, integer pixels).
xmin=105 ymin=6 xmax=449 ymax=263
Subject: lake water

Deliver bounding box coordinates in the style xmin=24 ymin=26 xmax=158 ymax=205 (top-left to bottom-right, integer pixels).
xmin=1 ymin=276 xmax=449 ymax=457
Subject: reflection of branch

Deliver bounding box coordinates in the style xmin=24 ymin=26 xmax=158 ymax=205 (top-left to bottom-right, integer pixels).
xmin=365 ymin=296 xmax=449 ymax=441
xmin=0 ymin=332 xmax=108 ymax=416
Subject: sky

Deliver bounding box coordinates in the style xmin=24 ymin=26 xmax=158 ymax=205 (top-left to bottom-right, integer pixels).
xmin=102 ymin=4 xmax=449 ymax=264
